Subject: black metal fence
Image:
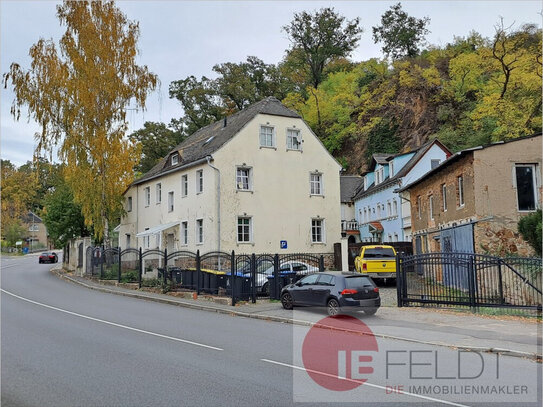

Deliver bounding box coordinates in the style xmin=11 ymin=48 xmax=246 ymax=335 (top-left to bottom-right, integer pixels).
xmin=397 ymin=252 xmax=542 ymax=310
xmin=84 ymin=247 xmax=326 ymax=306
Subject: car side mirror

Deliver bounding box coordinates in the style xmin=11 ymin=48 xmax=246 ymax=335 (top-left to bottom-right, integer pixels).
xmin=295 ymin=281 xmax=303 ymax=287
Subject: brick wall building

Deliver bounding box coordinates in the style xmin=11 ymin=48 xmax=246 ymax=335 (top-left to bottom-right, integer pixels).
xmin=399 ymin=135 xmax=542 ymax=256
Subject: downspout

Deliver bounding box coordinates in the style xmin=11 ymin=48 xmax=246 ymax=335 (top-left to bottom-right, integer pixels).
xmin=206 ymin=156 xmax=221 ymax=258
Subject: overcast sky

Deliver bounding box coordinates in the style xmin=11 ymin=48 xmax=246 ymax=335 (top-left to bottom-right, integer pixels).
xmin=1 ymin=0 xmax=541 ymax=166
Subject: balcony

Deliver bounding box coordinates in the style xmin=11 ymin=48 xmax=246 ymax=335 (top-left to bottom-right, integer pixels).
xmin=341 ymin=220 xmax=360 ymax=232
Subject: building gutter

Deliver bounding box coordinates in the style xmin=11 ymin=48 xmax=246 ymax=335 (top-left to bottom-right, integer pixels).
xmin=131 ymin=157 xmax=211 ymax=187
xmin=206 ymin=156 xmax=221 ymax=256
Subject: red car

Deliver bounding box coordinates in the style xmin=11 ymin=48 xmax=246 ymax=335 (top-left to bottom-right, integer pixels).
xmin=39 ymin=252 xmax=58 ymax=264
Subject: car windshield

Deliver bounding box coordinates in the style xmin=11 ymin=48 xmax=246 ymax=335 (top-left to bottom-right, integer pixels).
xmin=344 ymin=276 xmax=374 ymax=289
xmin=363 ymin=248 xmax=395 ymax=258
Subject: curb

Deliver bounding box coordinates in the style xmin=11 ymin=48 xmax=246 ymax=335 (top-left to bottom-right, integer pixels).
xmin=51 ymin=268 xmax=542 ymax=362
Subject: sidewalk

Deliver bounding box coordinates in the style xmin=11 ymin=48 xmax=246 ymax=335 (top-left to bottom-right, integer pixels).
xmin=52 ymin=267 xmax=542 ymax=361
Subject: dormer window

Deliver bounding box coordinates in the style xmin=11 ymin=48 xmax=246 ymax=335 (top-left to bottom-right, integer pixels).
xmin=375 ymin=167 xmax=384 ymax=185
xmin=171 ymin=153 xmax=179 ymax=166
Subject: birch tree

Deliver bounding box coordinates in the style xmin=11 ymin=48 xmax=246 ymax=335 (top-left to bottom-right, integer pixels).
xmin=4 ymin=1 xmax=158 ymax=246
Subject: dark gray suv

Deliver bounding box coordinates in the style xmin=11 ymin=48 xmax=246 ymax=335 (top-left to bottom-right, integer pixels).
xmin=280 ymin=271 xmax=380 ymax=316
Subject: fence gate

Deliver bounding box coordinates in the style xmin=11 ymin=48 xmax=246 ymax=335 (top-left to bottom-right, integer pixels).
xmin=397 ymin=253 xmax=542 ymax=310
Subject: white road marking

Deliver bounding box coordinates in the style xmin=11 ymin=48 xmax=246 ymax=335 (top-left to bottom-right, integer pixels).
xmin=261 ymin=358 xmax=471 ymax=407
xmin=1 ymin=288 xmax=224 ymax=351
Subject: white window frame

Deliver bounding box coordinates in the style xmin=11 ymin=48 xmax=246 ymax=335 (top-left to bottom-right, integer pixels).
xmin=259 ymin=125 xmax=275 ymax=148
xmin=458 ymin=176 xmax=465 ymax=207
xmin=181 ymin=221 xmax=188 ymax=245
xmin=236 ymin=166 xmax=252 ymax=191
xmin=387 ymin=201 xmax=392 ymax=217
xmin=144 ymin=228 xmax=150 ymax=248
xmin=156 ymin=183 xmax=162 ymax=204
xmin=196 ymin=170 xmax=204 ymax=194
xmin=429 ymin=195 xmax=434 ymax=220
xmin=127 ymin=196 xmax=132 ymax=212
xmin=237 ymin=216 xmax=252 ymax=243
xmin=389 ymin=161 xmax=394 ymax=177
xmin=144 ymin=187 xmax=150 ymax=207
xmin=393 ymin=199 xmax=398 ymax=217
xmin=171 ymin=154 xmax=179 ymax=166
xmin=196 ymin=219 xmax=204 ymax=244
xmin=29 ymin=224 xmax=39 ymax=232
xmin=514 ymin=164 xmax=539 ymax=212
xmin=310 ymin=172 xmax=323 ymax=196
xmin=182 ymin=174 xmax=188 ymax=197
xmin=311 ymin=218 xmax=325 ymax=244
xmin=168 ymin=191 xmax=174 ymax=212
xmin=442 ymin=184 xmax=447 ymax=212
xmin=286 ymin=128 xmax=302 ymax=151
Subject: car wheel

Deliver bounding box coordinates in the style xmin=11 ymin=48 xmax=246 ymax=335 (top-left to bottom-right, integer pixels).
xmin=262 ymin=282 xmax=269 ymax=296
xmin=327 ymin=298 xmax=341 ymax=316
xmin=364 ymin=308 xmax=378 ymax=316
xmin=281 ymin=293 xmax=294 ymax=310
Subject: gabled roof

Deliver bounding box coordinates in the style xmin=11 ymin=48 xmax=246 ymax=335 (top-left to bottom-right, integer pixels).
xmin=133 ymin=97 xmax=301 ymax=186
xmin=352 ymin=139 xmax=451 ymax=201
xmin=397 ymin=133 xmax=542 ymax=193
xmin=340 ymin=175 xmax=363 ymax=203
xmin=22 ymin=211 xmax=42 ymax=224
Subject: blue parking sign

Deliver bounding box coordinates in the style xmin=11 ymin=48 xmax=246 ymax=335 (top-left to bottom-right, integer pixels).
xmin=280 ymin=240 xmax=287 ymax=249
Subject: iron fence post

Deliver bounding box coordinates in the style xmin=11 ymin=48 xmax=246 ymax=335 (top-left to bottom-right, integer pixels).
xmin=319 ymin=255 xmax=325 ymax=272
xmin=396 ymin=254 xmax=403 ymax=307
xmin=274 ymin=253 xmax=280 ymax=300
xmin=117 ymin=247 xmax=121 ymax=283
xmin=163 ymin=248 xmax=168 ymax=287
xmin=497 ymin=259 xmax=504 ymax=304
xmin=196 ymin=250 xmax=201 ymax=295
xmin=251 ymin=253 xmax=256 ymax=304
xmin=468 ymin=255 xmax=477 ymax=312
xmin=231 ymin=251 xmax=236 ymax=306
xmin=138 ymin=247 xmax=142 ymax=289
xmin=100 ymin=246 xmax=104 ymax=279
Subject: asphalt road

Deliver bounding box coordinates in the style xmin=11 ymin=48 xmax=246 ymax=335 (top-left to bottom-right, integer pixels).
xmin=1 ymin=254 xmax=540 ymax=407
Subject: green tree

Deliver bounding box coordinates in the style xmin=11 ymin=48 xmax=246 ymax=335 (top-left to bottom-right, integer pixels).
xmin=213 ymin=56 xmax=291 ymax=111
xmin=129 ymin=122 xmax=185 ymax=174
xmin=372 ymin=3 xmax=430 ymax=60
xmin=282 ymin=7 xmax=362 ymax=88
xmin=42 ymin=176 xmax=89 ymax=247
xmin=3 ymin=220 xmax=26 ymax=248
xmin=4 ymin=1 xmax=158 ymax=246
xmin=169 ymin=75 xmax=224 ymax=134
xmin=518 ymin=209 xmax=542 ymax=257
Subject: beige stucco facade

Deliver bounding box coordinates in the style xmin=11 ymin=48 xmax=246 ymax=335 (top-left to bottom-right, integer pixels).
xmin=120 ymin=113 xmax=342 ymax=254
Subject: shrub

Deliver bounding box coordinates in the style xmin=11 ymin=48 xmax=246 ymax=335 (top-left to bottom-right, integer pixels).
xmin=518 ymin=209 xmax=542 ymax=256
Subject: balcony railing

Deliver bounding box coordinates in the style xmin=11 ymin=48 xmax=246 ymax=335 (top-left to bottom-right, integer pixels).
xmin=341 ymin=220 xmax=360 ymax=231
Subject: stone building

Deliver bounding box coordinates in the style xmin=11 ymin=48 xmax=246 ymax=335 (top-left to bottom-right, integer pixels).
xmin=398 ymin=134 xmax=542 ymax=256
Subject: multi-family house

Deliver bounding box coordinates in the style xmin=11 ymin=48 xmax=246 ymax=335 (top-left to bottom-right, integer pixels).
xmin=340 ymin=175 xmax=363 ymax=244
xmin=352 ymin=139 xmax=451 ymax=243
xmin=119 ymin=97 xmax=342 ymax=254
xmin=398 ymin=134 xmax=542 ymax=256
xmin=22 ymin=211 xmax=50 ymax=250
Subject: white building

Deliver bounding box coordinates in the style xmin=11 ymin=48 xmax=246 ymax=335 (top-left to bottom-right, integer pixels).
xmin=119 ymin=97 xmax=342 ymax=254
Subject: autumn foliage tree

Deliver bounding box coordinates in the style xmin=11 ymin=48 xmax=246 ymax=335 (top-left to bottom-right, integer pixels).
xmin=4 ymin=1 xmax=158 ymax=246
